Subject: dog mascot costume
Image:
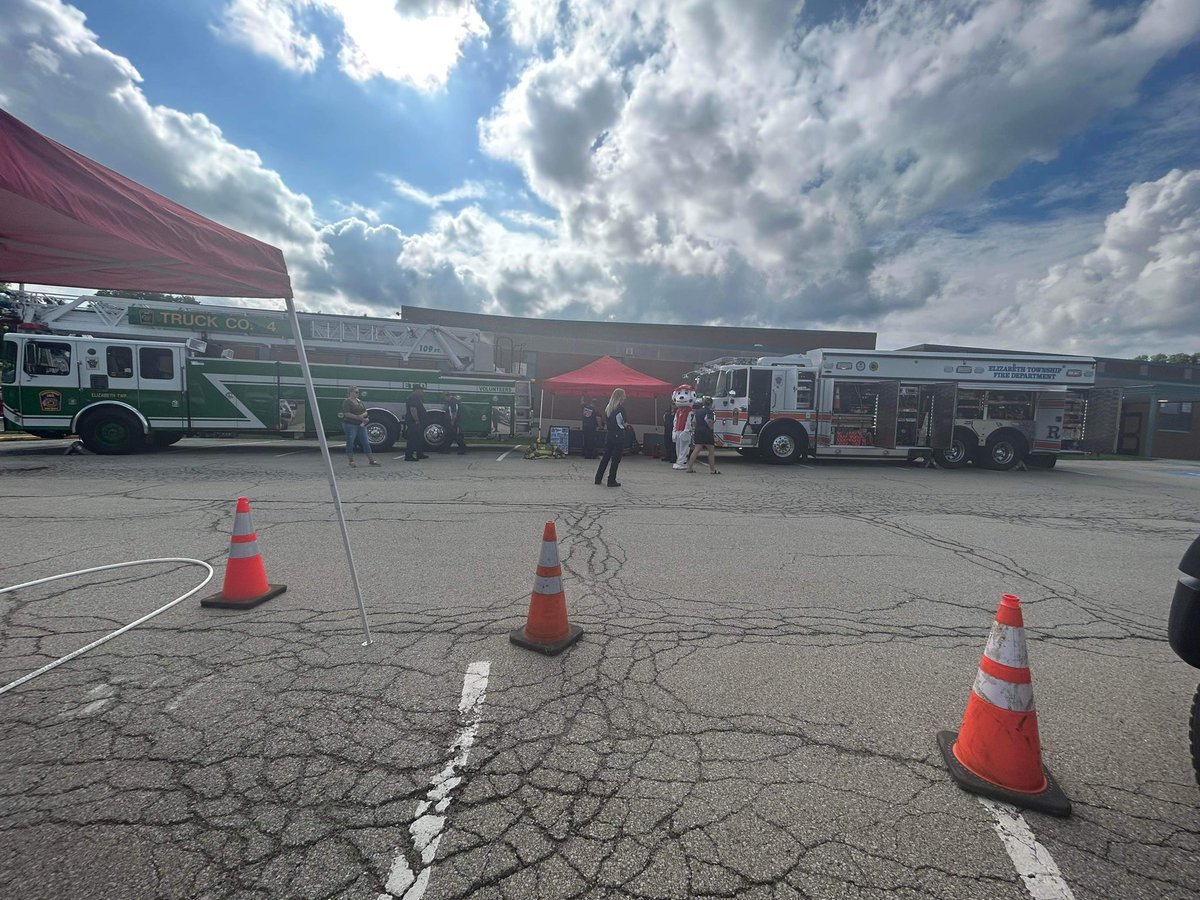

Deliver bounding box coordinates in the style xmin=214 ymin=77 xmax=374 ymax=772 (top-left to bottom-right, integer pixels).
xmin=670 ymin=384 xmax=697 ymax=470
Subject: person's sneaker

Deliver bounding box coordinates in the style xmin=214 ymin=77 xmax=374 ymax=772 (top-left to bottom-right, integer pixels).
xmin=606 ymin=481 xmax=621 ymax=487
xmin=369 ymin=459 xmax=381 ymax=466
xmin=404 ymin=456 xmax=416 ymax=461
xmin=417 ymin=454 xmax=429 ymax=459
xmin=594 ymin=478 xmax=602 ymax=485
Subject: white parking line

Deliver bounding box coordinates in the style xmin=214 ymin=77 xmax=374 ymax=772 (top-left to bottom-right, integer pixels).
xmin=980 ymin=799 xmax=1076 ymax=899
xmin=496 ymin=444 xmax=523 ymax=461
xmin=273 ymin=449 xmax=304 ymax=458
xmin=381 ymin=661 xmax=491 ymax=900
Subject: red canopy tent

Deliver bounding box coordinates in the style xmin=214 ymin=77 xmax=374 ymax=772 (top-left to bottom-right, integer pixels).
xmin=0 ymin=110 xmax=380 ymax=642
xmin=0 ymin=109 xmax=291 ymax=298
xmin=540 ymin=356 xmax=673 ymax=398
xmin=536 ymin=356 xmax=674 ymax=435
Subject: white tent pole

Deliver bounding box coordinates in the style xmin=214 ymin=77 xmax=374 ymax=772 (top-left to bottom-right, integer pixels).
xmin=538 ymin=388 xmax=544 ymax=439
xmin=284 ymin=297 xmax=372 ymax=646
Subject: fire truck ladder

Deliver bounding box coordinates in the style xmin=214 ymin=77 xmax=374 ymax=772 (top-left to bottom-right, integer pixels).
xmin=15 ymin=292 xmax=484 ymax=371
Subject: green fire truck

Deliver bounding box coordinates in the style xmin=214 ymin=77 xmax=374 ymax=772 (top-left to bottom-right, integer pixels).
xmin=1 ymin=332 xmax=518 ymax=454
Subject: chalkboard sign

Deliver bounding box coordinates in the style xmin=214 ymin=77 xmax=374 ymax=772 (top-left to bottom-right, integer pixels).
xmin=548 ymin=426 xmax=571 ymax=456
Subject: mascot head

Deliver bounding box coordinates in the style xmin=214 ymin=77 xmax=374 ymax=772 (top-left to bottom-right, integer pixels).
xmin=672 ymin=383 xmax=696 ymax=408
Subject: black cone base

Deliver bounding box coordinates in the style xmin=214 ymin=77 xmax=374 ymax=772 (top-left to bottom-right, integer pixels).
xmin=937 ymin=730 xmax=1072 ymax=818
xmin=201 ymin=584 xmax=287 ymax=610
xmin=509 ymin=624 xmax=583 ymax=656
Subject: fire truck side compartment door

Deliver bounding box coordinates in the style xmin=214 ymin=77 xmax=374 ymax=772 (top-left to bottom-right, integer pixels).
xmin=875 ymin=381 xmax=900 ymax=449
xmin=931 ymin=382 xmax=956 ymax=449
xmin=748 ymin=368 xmax=772 ymax=431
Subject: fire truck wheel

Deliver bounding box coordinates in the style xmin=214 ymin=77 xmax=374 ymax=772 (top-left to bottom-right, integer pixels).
xmin=365 ymin=415 xmax=400 ymax=451
xmin=1025 ymin=454 xmax=1057 ymax=469
xmin=932 ymin=429 xmax=975 ymax=469
xmin=977 ymin=431 xmax=1025 ymax=471
xmin=78 ymin=409 xmax=145 ymax=455
xmin=422 ymin=413 xmax=449 ymax=451
xmin=760 ymin=424 xmax=806 ymax=465
xmin=1190 ymin=683 xmax=1199 ymax=786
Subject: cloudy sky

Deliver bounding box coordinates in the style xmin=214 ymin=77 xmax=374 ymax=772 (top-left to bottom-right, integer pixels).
xmin=2 ymin=0 xmax=1198 ymax=356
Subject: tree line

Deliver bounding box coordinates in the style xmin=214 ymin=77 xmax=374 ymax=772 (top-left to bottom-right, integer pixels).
xmin=1132 ymin=353 xmax=1200 ymax=365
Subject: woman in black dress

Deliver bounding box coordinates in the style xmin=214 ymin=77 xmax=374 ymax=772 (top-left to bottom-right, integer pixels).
xmin=594 ymin=388 xmax=628 ymax=487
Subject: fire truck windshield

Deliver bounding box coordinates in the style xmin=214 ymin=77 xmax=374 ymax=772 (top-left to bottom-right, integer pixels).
xmin=696 ymin=372 xmax=718 ymax=396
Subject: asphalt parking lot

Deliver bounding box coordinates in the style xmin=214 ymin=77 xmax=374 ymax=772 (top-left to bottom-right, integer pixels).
xmin=0 ymin=438 xmax=1197 ymax=900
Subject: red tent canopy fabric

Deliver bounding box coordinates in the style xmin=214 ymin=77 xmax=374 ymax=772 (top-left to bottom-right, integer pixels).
xmin=0 ymin=109 xmax=292 ymax=298
xmin=540 ymin=356 xmax=673 ymax=399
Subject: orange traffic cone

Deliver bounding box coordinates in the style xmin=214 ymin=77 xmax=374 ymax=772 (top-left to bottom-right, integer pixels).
xmin=937 ymin=593 xmax=1071 ymax=816
xmin=200 ymin=497 xmax=287 ymax=609
xmin=509 ymin=521 xmax=583 ymax=655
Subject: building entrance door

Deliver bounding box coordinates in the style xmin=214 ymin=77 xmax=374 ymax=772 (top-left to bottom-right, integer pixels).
xmin=1118 ymin=411 xmax=1142 ymax=455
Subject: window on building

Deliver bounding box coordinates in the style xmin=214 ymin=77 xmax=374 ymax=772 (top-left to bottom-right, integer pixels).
xmin=1 ymin=340 xmax=16 ymax=384
xmin=1158 ymin=401 xmax=1193 ymax=432
xmin=23 ymin=340 xmax=71 ymax=376
xmin=139 ymin=347 xmax=175 ymax=380
xmin=107 ymin=346 xmax=134 ymax=378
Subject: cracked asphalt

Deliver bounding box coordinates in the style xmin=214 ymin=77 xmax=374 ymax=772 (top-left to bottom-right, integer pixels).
xmin=0 ymin=439 xmax=1198 ymax=899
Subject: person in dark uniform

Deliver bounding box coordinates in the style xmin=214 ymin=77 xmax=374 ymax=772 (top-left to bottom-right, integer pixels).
xmin=404 ymin=385 xmax=428 ymax=461
xmin=442 ymin=393 xmax=467 ymax=454
xmin=662 ymin=406 xmax=676 ymax=463
xmin=594 ymin=388 xmax=629 ymax=487
xmin=581 ymin=397 xmax=601 ymax=459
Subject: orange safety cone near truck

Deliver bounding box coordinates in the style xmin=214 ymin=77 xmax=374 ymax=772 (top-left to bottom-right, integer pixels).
xmin=937 ymin=593 xmax=1071 ymax=817
xmin=509 ymin=521 xmax=583 ymax=655
xmin=200 ymin=497 xmax=287 ymax=609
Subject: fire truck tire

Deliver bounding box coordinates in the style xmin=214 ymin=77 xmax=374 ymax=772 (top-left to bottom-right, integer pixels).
xmin=977 ymin=431 xmax=1025 ymax=471
xmin=422 ymin=413 xmax=449 ymax=451
xmin=365 ymin=413 xmax=400 ymax=451
xmin=1190 ymin=683 xmax=1199 ymax=787
xmin=1025 ymin=454 xmax=1057 ymax=469
xmin=78 ymin=409 xmax=145 ymax=455
xmin=760 ymin=423 xmax=807 ymax=465
xmin=932 ymin=429 xmax=976 ymax=469
xmin=149 ymin=431 xmax=184 ymax=448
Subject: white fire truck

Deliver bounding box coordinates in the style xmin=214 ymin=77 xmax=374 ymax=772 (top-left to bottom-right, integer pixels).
xmin=692 ymin=349 xmax=1094 ymax=469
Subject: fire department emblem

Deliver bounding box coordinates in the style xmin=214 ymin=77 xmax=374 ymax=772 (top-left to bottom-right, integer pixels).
xmin=38 ymin=390 xmax=63 ymax=413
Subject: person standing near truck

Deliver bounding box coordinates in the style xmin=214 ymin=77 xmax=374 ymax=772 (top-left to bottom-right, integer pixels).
xmin=404 ymin=384 xmax=428 ymax=462
xmin=443 ymin=393 xmax=467 ymax=454
xmin=341 ymin=387 xmax=380 ymax=468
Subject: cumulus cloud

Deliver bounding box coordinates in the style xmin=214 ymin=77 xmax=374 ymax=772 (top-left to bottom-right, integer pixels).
xmin=216 ymin=0 xmax=323 ymax=73
xmin=995 ymin=169 xmax=1200 ymax=355
xmin=387 ymin=177 xmax=487 ymax=208
xmin=216 ymin=0 xmax=488 ymax=90
xmin=483 ymin=0 xmax=1200 ymax=321
xmin=5 ymin=0 xmax=1200 ymax=358
xmin=0 ymin=0 xmax=328 ymax=295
